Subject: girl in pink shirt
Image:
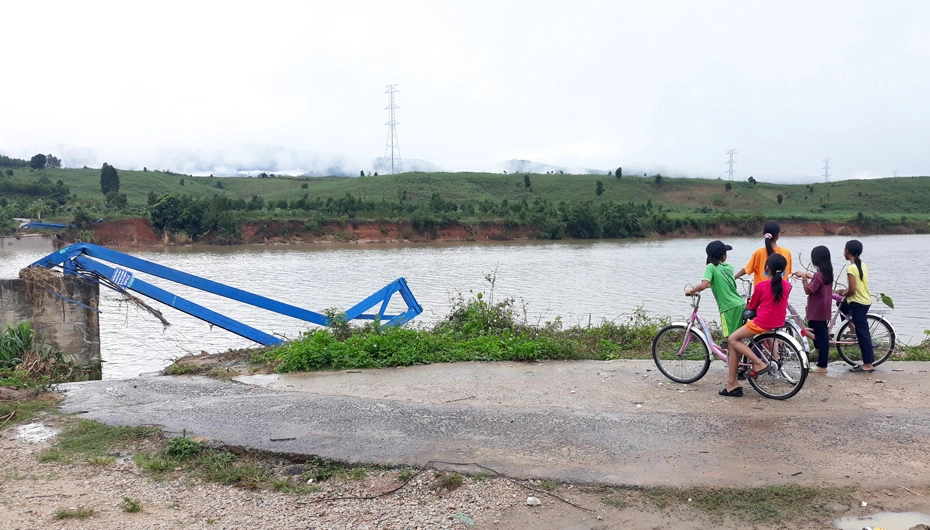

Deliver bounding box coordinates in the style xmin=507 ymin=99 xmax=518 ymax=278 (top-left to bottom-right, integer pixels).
xmin=720 ymin=253 xmax=791 ymax=397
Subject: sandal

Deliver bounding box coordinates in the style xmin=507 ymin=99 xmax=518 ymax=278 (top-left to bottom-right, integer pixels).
xmin=746 ymin=364 xmax=773 ymax=378
xmin=809 ymin=366 xmax=828 ymax=374
xmin=718 ymin=387 xmax=743 ymax=397
xmin=849 ymin=365 xmax=875 ymax=373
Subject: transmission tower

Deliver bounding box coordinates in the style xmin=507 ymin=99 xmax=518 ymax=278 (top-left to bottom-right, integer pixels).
xmin=383 ymin=84 xmax=402 ymax=174
xmin=822 ymin=158 xmax=830 ymax=182
xmin=725 ymin=149 xmax=737 ymax=180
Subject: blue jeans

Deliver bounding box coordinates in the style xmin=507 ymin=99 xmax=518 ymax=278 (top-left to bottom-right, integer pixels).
xmin=848 ymin=302 xmax=874 ymax=365
xmin=808 ymin=320 xmax=829 ymax=368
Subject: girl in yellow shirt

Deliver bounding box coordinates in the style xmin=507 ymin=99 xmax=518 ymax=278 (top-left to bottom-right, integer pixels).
xmin=836 ymin=240 xmax=874 ymax=372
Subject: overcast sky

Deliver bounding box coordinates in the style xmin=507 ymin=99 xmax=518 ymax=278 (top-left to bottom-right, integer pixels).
xmin=2 ymin=1 xmax=928 ymax=181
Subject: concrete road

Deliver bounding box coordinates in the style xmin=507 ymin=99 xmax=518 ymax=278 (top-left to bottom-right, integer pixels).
xmin=58 ymin=360 xmax=930 ymax=488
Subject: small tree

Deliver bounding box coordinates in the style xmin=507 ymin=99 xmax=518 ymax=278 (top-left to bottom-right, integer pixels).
xmin=360 ymin=170 xmax=365 ymax=177
xmin=595 ymin=180 xmax=604 ymax=196
xmin=616 ymin=166 xmax=622 ymax=178
xmin=100 ymin=163 xmax=120 ymax=194
xmin=777 ymin=193 xmax=783 ymax=204
xmin=45 ymin=154 xmax=61 ymax=169
xmin=524 ymin=174 xmax=531 ymax=189
xmin=179 ymin=178 xmax=185 ymax=186
xmin=29 ymin=154 xmax=47 ymax=170
xmin=106 ymin=191 xmax=127 ymax=209
xmin=725 ymin=182 xmax=732 ymax=192
xmin=654 ymin=174 xmax=663 ymax=186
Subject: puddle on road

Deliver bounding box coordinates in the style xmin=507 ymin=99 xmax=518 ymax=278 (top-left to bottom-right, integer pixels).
xmin=235 ymin=374 xmax=281 ymax=387
xmin=835 ymin=511 xmax=930 ymax=529
xmin=15 ymin=423 xmax=58 ymax=443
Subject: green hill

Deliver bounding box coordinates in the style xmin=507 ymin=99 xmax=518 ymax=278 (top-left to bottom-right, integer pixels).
xmin=2 ymin=165 xmax=929 ymax=240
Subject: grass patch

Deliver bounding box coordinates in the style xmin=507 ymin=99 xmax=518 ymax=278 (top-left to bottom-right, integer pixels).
xmin=537 ymin=480 xmax=559 ymax=492
xmin=120 ymin=497 xmax=142 ymax=513
xmin=253 ymin=284 xmax=666 ymax=373
xmin=43 ymin=420 xmax=158 ymax=462
xmin=37 ymin=451 xmax=62 ymax=463
xmin=0 ymin=398 xmax=56 ymax=430
xmin=644 ymin=485 xmax=853 ymax=522
xmin=162 ymin=362 xmax=202 ymax=375
xmin=137 ymin=432 xmax=270 ymax=489
xmin=433 ymin=471 xmax=464 ymax=493
xmin=54 ymin=506 xmax=95 ymax=519
xmin=397 ymin=467 xmax=416 ymax=482
xmin=87 ymin=455 xmax=116 ymax=466
xmin=895 ymin=342 xmax=930 ymax=361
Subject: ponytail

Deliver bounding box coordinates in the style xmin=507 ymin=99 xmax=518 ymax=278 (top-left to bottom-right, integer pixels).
xmin=810 ymin=245 xmax=834 ymax=285
xmin=845 ymin=240 xmax=864 ymax=280
xmin=766 ymin=253 xmax=788 ymax=302
xmin=762 ymin=221 xmax=781 ymax=256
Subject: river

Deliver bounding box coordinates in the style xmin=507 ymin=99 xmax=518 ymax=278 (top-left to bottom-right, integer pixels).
xmin=1 ymin=235 xmax=926 ymax=379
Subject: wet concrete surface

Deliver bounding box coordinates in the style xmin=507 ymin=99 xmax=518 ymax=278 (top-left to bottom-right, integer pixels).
xmin=58 ymin=360 xmax=930 ymax=488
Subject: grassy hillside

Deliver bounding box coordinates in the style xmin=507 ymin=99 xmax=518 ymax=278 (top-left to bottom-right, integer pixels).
xmin=5 ymin=166 xmax=929 ymax=221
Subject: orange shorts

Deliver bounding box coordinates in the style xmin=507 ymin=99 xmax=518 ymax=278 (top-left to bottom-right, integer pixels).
xmin=745 ymin=319 xmax=769 ymax=335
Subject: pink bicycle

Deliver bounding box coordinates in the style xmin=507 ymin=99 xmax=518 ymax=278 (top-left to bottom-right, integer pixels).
xmin=652 ymin=289 xmax=809 ymax=400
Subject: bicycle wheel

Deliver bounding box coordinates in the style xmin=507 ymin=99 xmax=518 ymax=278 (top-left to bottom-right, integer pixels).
xmin=745 ymin=331 xmax=808 ymax=400
xmin=836 ymin=315 xmax=896 ymax=366
xmin=652 ymin=324 xmax=710 ymax=384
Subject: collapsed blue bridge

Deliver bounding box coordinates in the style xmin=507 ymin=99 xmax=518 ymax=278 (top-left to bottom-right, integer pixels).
xmin=31 ymin=243 xmax=422 ymax=345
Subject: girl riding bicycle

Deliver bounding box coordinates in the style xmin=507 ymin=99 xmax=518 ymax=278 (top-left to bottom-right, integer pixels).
xmin=735 ymin=221 xmax=793 ymax=285
xmin=721 ymin=253 xmax=791 ymax=397
xmin=685 ymin=240 xmax=745 ymax=340
xmin=793 ymin=246 xmax=833 ymax=373
xmin=837 ymin=240 xmax=875 ymax=372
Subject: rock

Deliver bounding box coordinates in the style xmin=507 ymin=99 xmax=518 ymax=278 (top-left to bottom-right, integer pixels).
xmin=283 ymin=465 xmax=305 ymax=476
xmin=525 ymin=496 xmax=542 ymax=506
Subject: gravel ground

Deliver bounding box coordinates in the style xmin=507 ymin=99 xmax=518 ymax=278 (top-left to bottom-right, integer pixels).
xmin=0 ymin=412 xmax=585 ymax=530
xmin=3 ymin=411 xmax=930 ymax=529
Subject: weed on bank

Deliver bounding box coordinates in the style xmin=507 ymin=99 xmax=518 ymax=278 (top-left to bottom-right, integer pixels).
xmin=252 ymin=288 xmax=667 ymax=373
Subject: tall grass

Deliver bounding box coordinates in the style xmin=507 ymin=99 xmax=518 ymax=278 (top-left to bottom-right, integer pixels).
xmin=0 ymin=321 xmax=95 ymax=389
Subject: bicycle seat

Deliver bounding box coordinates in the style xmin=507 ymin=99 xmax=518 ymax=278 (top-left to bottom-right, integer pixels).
xmin=742 ymin=309 xmax=757 ymax=321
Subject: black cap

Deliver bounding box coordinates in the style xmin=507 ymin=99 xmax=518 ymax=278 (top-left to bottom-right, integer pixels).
xmin=706 ymin=240 xmax=733 ymax=259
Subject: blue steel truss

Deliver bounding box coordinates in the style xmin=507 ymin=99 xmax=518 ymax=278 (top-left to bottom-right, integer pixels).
xmin=30 ymin=243 xmax=422 ymax=346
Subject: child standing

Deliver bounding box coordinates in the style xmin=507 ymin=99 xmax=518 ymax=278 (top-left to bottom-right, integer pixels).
xmin=735 ymin=221 xmax=793 ymax=285
xmin=838 ymin=240 xmax=874 ymax=372
xmin=685 ymin=240 xmax=746 ymax=340
xmin=793 ymin=246 xmax=834 ymax=373
xmin=721 ymin=253 xmax=792 ymax=397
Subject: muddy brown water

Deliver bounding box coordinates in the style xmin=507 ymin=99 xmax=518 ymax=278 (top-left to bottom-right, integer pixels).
xmin=2 ymin=234 xmax=928 ymax=379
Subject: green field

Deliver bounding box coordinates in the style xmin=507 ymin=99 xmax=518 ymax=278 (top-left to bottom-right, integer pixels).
xmin=4 ymin=166 xmax=930 ymax=219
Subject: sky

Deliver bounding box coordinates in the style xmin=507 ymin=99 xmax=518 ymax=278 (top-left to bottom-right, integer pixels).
xmin=2 ymin=1 xmax=929 ymax=182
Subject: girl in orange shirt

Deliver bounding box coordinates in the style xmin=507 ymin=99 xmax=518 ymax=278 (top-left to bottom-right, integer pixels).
xmin=735 ymin=222 xmax=793 ymax=285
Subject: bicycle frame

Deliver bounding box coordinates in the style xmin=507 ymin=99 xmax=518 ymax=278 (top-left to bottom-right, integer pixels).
xmin=787 ymin=292 xmax=893 ymax=349
xmin=677 ymin=292 xmax=806 ymax=370
xmin=676 ymin=294 xmax=735 ymax=363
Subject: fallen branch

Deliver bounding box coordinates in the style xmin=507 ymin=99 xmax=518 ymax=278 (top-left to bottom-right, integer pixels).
xmin=899 ymin=485 xmax=925 ymax=497
xmin=301 ymin=459 xmax=594 ymax=512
